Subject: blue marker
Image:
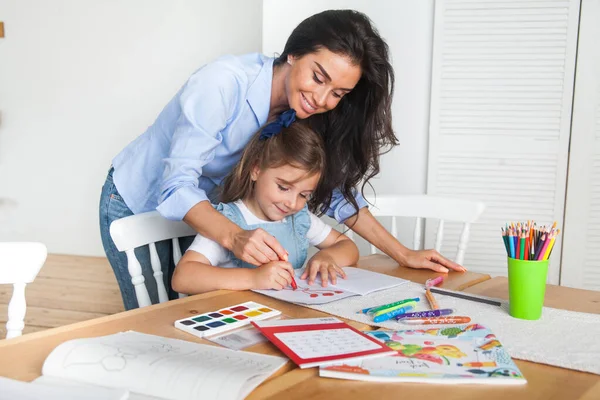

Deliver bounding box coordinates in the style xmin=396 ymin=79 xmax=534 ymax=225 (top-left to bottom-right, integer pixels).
xmin=373 ymin=305 xmax=415 ymax=323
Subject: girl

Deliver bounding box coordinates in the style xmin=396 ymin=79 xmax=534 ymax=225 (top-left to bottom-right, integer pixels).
xmin=172 ymin=111 xmax=359 ymax=294
xmin=101 ymin=9 xmax=463 ymax=310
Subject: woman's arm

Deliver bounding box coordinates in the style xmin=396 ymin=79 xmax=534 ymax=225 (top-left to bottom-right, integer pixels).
xmin=344 ymin=207 xmax=465 ymax=273
xmin=173 ymin=249 xmax=295 ymax=294
xmin=184 ymin=201 xmax=286 ymax=265
xmin=156 ymin=62 xmax=286 ymax=265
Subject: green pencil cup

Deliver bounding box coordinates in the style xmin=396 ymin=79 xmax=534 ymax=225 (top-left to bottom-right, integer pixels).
xmin=507 ymin=257 xmax=549 ymax=320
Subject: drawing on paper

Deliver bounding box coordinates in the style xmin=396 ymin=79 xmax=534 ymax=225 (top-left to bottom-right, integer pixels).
xmin=281 ymin=284 xmax=345 ymax=298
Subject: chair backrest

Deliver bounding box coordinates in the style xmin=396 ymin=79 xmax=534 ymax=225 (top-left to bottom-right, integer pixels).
xmin=0 ymin=242 xmax=47 ymax=339
xmin=109 ymin=211 xmax=196 ymax=308
xmin=347 ymin=195 xmax=485 ymax=265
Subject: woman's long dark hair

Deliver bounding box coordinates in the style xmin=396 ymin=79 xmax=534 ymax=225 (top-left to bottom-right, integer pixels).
xmin=274 ymin=10 xmax=397 ymax=219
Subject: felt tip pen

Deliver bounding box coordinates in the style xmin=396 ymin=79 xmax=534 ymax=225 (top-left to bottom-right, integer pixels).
xmin=399 ymin=316 xmax=471 ymax=325
xmin=357 ymin=297 xmax=420 ymax=315
xmin=395 ymin=308 xmax=454 ymax=320
xmin=425 ymin=276 xmax=445 ymax=288
xmin=368 ymin=297 xmax=420 ymax=315
xmin=373 ymin=305 xmax=415 ymax=323
xmin=372 ymin=301 xmax=417 ymax=318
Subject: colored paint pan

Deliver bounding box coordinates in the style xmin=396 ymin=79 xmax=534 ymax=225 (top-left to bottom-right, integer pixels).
xmin=174 ymin=301 xmax=281 ymax=338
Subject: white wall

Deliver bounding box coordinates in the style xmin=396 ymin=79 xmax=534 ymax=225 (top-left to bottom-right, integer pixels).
xmin=263 ymin=0 xmax=434 ymax=249
xmin=0 ymin=0 xmax=263 ymax=255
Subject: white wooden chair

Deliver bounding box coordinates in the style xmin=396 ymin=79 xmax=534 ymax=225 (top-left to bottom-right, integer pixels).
xmin=110 ymin=211 xmax=195 ymax=308
xmin=0 ymin=242 xmax=47 ymax=339
xmin=348 ymin=195 xmax=485 ymax=265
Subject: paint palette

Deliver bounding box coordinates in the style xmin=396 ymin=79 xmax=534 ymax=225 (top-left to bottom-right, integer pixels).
xmin=174 ymin=301 xmax=281 ymax=338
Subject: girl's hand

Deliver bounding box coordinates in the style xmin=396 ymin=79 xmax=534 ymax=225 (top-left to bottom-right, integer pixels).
xmin=232 ymin=228 xmax=288 ymax=266
xmin=301 ymin=253 xmax=347 ymax=287
xmin=403 ymin=249 xmax=466 ymax=273
xmin=252 ymin=260 xmax=295 ymax=290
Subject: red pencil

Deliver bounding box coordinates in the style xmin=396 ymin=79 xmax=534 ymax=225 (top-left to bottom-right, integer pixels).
xmin=290 ymin=274 xmax=298 ymax=290
xmin=281 ymin=251 xmax=297 ymax=290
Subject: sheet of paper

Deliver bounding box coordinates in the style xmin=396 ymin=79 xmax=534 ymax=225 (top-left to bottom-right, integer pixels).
xmin=254 ymin=267 xmax=410 ymax=304
xmin=323 ymin=267 xmax=409 ymax=295
xmin=253 ymin=282 xmax=358 ymax=304
xmin=0 ymin=376 xmax=129 ymax=400
xmin=206 ymin=325 xmax=269 ymax=351
xmin=41 ymin=331 xmax=287 ymax=400
xmin=274 ymin=328 xmax=381 ymax=359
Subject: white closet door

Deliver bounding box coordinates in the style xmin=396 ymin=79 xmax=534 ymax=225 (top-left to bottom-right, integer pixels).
xmin=427 ymin=0 xmax=580 ymax=283
xmin=561 ymin=0 xmax=600 ymax=291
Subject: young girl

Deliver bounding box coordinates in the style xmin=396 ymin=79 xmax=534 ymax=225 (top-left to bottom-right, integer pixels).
xmin=172 ymin=110 xmax=359 ymax=294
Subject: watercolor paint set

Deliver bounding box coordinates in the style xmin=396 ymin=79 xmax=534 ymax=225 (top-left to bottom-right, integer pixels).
xmin=174 ymin=301 xmax=281 ymax=338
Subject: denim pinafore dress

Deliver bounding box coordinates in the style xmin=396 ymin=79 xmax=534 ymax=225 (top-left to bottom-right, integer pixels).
xmin=215 ymin=202 xmax=311 ymax=270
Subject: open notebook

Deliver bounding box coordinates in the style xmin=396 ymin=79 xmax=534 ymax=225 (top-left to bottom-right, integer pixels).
xmin=253 ymin=267 xmax=409 ymax=305
xmin=0 ymin=331 xmax=287 ymax=400
xmin=320 ymin=324 xmax=526 ymax=385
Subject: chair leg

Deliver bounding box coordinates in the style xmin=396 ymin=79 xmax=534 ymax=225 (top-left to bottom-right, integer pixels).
xmin=149 ymin=243 xmax=169 ymax=303
xmin=6 ymin=282 xmax=26 ymax=339
xmin=125 ymin=249 xmax=152 ymax=307
xmin=456 ymin=223 xmax=470 ymax=265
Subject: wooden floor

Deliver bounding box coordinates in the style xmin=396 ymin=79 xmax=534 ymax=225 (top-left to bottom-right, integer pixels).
xmin=0 ymin=254 xmax=125 ymax=338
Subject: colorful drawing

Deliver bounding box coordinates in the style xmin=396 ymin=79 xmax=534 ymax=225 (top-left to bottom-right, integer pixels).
xmin=320 ymin=324 xmax=526 ymax=385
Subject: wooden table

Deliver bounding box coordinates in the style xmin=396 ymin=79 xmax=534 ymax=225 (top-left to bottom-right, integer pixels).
xmin=463 ymin=276 xmax=600 ymax=314
xmin=247 ymin=276 xmax=600 ymax=400
xmin=357 ymin=254 xmax=490 ymax=290
xmin=0 ymin=256 xmax=495 ymax=396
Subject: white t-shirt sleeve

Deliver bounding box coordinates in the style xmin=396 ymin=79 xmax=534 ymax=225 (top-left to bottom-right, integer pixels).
xmin=307 ymin=212 xmax=332 ymax=246
xmin=186 ymin=234 xmax=231 ymax=266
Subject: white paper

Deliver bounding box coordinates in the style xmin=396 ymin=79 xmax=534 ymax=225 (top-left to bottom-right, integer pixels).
xmin=206 ymin=326 xmax=269 ymax=351
xmin=321 ymin=267 xmax=409 ymax=295
xmin=274 ymin=328 xmax=380 ymax=359
xmin=254 ymin=267 xmax=409 ymax=304
xmin=0 ymin=376 xmax=129 ymax=400
xmin=41 ymin=331 xmax=287 ymax=400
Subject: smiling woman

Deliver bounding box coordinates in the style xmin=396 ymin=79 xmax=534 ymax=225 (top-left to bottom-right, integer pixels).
xmin=283 ymin=48 xmax=362 ymax=119
xmin=100 ymin=9 xmax=464 ymax=311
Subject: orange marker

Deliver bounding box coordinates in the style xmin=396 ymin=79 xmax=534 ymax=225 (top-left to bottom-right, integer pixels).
xmin=425 ymin=288 xmax=439 ymax=310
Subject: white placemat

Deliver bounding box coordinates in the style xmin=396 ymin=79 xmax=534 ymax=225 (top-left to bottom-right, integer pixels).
xmin=292 ymin=282 xmax=600 ymax=375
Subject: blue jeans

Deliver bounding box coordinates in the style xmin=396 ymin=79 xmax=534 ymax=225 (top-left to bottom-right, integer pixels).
xmin=99 ymin=167 xmax=194 ymax=310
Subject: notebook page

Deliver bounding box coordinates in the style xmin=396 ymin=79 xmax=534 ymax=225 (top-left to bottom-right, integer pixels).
xmin=318 ymin=267 xmax=409 ymax=295
xmin=253 ymin=267 xmax=410 ymax=304
xmin=41 ymin=331 xmax=287 ymax=400
xmin=0 ymin=376 xmax=129 ymax=400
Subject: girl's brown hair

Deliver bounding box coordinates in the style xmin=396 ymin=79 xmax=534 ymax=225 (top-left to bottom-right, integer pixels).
xmin=220 ymin=121 xmax=326 ymax=204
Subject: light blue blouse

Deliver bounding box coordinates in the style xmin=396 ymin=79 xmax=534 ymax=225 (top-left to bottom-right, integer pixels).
xmin=112 ymin=53 xmax=367 ymax=223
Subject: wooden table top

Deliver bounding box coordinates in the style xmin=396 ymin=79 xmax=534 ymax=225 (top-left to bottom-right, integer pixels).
xmin=463 ymin=276 xmax=600 ymax=314
xmin=8 ymin=256 xmax=598 ymax=399
xmin=356 ymin=254 xmax=491 ymax=290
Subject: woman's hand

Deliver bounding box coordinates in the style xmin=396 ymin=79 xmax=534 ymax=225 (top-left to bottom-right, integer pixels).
xmin=402 ymin=249 xmax=466 ymax=273
xmin=301 ymin=253 xmax=347 ymax=287
xmin=232 ymin=228 xmax=288 ymax=266
xmin=252 ymin=260 xmax=295 ymax=290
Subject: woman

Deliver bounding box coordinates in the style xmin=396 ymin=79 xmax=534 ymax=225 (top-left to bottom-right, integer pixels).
xmin=100 ymin=9 xmax=464 ymax=310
